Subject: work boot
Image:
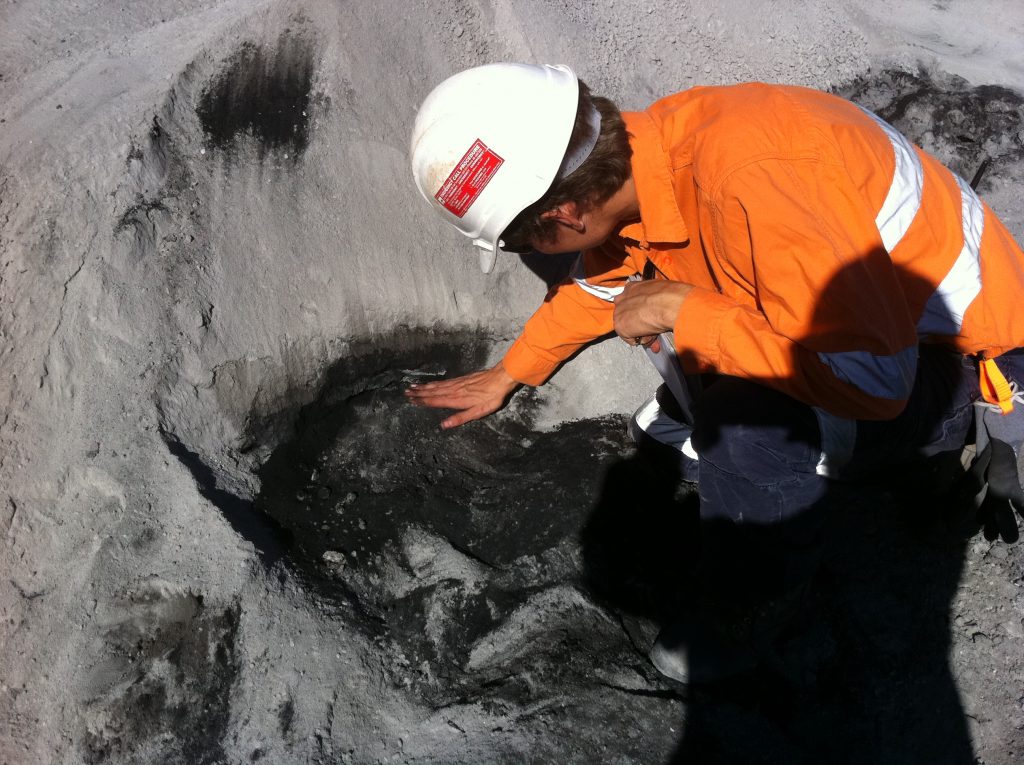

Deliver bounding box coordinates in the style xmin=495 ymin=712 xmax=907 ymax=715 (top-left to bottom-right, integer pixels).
xmin=650 ymin=614 xmax=760 ymax=684
xmin=628 ymin=384 xmax=700 ymax=483
xmin=649 ymin=586 xmax=809 ymax=684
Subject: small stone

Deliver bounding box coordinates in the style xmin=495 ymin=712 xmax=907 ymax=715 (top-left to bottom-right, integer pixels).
xmin=317 ymin=486 xmax=331 ymax=500
xmin=322 ymin=550 xmax=346 ymax=567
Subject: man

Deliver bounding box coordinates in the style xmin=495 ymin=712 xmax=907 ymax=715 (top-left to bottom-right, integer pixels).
xmin=406 ymin=63 xmax=1024 ymax=683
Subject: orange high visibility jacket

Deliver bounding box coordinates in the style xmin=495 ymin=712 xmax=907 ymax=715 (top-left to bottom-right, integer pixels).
xmin=500 ymin=84 xmax=1024 ymax=421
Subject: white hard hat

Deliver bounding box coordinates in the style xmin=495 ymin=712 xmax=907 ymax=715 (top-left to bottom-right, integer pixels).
xmin=411 ymin=63 xmax=591 ymax=274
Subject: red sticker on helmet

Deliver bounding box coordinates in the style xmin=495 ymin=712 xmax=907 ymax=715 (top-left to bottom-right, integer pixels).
xmin=435 ymin=139 xmax=504 ymax=218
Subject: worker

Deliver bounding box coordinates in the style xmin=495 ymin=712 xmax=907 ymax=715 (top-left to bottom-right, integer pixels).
xmin=406 ymin=63 xmax=1024 ymax=684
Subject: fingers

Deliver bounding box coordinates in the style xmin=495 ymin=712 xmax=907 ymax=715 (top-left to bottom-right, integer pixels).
xmin=621 ymin=334 xmax=661 ymax=353
xmin=406 ymin=374 xmax=480 ymax=397
xmin=403 ymin=365 xmax=518 ymax=429
xmin=963 ymin=439 xmax=1024 ymax=543
xmin=983 ymin=440 xmax=1024 ymax=542
xmin=405 ymin=372 xmax=487 ymax=407
xmin=405 ymin=381 xmax=474 ymax=409
xmin=636 ymin=335 xmax=661 ymax=352
xmin=407 ymin=384 xmax=494 ymax=428
xmin=994 ymin=500 xmax=1021 ymax=543
xmin=441 ymin=403 xmax=496 ymax=430
xmin=979 ymin=496 xmax=1021 ymax=543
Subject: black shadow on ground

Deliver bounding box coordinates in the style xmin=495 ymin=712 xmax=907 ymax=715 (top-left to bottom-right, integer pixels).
xmin=580 ymin=404 xmax=975 ymax=764
xmin=580 ymin=258 xmax=984 ymax=763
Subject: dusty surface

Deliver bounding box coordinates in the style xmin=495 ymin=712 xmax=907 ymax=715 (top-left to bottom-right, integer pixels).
xmin=1 ymin=1 xmax=1023 ymax=763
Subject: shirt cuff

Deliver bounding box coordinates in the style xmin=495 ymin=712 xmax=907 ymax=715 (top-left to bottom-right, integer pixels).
xmin=673 ymin=287 xmax=729 ymax=372
xmin=501 ymin=337 xmax=561 ymax=387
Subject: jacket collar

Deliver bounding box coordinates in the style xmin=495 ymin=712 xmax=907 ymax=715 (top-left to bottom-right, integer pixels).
xmin=618 ymin=111 xmax=690 ymax=248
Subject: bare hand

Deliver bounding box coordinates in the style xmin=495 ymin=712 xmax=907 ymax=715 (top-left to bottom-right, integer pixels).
xmin=404 ymin=362 xmax=520 ymax=429
xmin=613 ymin=280 xmax=692 ymax=350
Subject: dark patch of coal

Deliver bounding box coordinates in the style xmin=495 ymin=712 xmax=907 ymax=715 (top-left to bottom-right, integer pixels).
xmin=258 ymin=388 xmax=619 ymax=574
xmin=82 ymin=587 xmax=239 ymax=764
xmin=197 ymin=34 xmax=315 ymax=160
xmin=840 ymin=69 xmax=1024 ymax=188
xmin=251 ymin=329 xmax=694 ymax=723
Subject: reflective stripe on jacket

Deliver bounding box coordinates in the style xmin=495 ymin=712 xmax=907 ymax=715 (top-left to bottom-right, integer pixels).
xmin=500 ymin=83 xmax=1024 ymax=420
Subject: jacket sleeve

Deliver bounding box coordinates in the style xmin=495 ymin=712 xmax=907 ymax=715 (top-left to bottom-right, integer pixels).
xmin=502 ymin=241 xmax=641 ymax=386
xmin=674 ymin=157 xmax=920 ymax=420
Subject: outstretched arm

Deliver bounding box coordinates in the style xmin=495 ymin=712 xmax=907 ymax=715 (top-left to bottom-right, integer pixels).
xmin=410 ymin=243 xmax=639 ymax=429
xmin=404 ymin=362 xmax=520 ymax=429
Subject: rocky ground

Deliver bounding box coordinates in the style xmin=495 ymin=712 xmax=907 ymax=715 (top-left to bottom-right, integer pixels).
xmin=2 ymin=1 xmax=1023 ymax=763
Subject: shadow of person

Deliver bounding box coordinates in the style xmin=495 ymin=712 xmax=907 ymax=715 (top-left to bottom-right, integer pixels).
xmin=580 ymin=450 xmax=700 ymax=632
xmin=580 ymin=261 xmax=990 ymax=764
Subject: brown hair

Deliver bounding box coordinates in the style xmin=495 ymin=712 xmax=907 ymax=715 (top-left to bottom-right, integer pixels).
xmin=500 ymin=80 xmax=632 ymax=249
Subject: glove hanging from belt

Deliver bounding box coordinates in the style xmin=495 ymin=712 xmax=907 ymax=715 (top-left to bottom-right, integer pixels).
xmin=958 ymin=357 xmax=1024 ymax=542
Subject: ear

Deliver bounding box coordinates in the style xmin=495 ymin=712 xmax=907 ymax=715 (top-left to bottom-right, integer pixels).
xmin=539 ymin=202 xmax=585 ymax=232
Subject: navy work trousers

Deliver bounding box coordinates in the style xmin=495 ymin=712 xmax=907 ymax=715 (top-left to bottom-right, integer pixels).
xmin=690 ymin=345 xmax=1024 ymax=603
